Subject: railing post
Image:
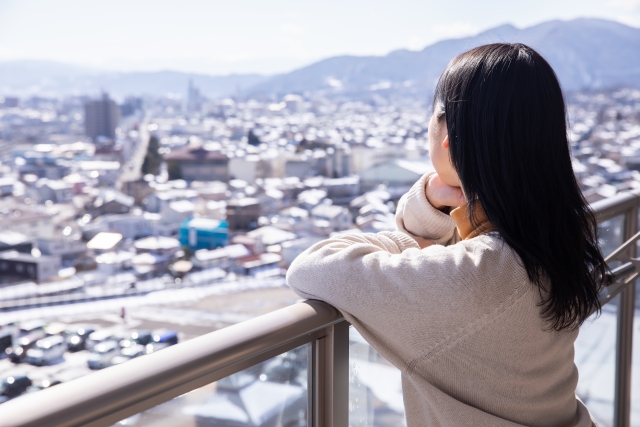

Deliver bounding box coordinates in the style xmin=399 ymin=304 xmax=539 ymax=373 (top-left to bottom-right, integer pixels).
xmin=312 ymin=321 xmax=349 ymax=427
xmin=614 ymin=206 xmax=638 ymax=427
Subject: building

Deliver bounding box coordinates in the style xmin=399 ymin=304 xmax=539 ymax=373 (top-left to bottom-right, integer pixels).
xmin=285 ymin=155 xmax=314 ymax=179
xmin=226 ymin=198 xmax=261 ymax=231
xmin=186 ymin=79 xmax=202 ymax=114
xmin=95 ymin=251 xmax=134 ymax=276
xmin=122 ymin=179 xmax=154 ymax=206
xmin=0 ymin=207 xmax=55 ymax=239
xmin=310 ymin=203 xmax=353 ymax=234
xmin=82 ymin=213 xmax=154 ymax=240
xmin=324 ymin=176 xmax=360 ymax=201
xmin=144 ymin=189 xmax=199 ymax=214
xmin=84 ymin=93 xmax=120 ymax=140
xmin=229 ymin=155 xmax=272 ymax=183
xmin=359 ymin=158 xmax=434 ymax=192
xmin=160 ymin=200 xmax=195 ymax=228
xmin=134 ymin=236 xmax=182 ymax=257
xmin=281 ymin=237 xmax=324 ymax=267
xmin=36 ymin=238 xmax=86 ymax=258
xmin=91 ymin=191 xmax=135 ymax=217
xmin=0 ymin=177 xmax=16 ymax=197
xmin=232 ymin=253 xmax=283 ymax=277
xmin=191 ymin=244 xmax=251 ymax=270
xmin=179 ymin=218 xmax=228 ymax=250
xmin=0 ymin=231 xmax=32 ymax=254
xmin=36 ymin=179 xmax=74 ymax=204
xmin=283 ymin=94 xmax=304 ymax=112
xmin=227 ymin=198 xmax=260 ymax=230
xmin=1 ymin=97 xmax=19 ymax=108
xmin=165 ymin=147 xmax=229 ymax=182
xmin=0 ymin=250 xmax=61 ymax=283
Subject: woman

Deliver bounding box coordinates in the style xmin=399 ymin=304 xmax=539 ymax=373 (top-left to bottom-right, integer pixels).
xmin=287 ymin=43 xmax=608 ymax=426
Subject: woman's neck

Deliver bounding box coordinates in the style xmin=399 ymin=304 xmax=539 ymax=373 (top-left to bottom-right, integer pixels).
xmin=450 ymin=203 xmax=495 ymax=240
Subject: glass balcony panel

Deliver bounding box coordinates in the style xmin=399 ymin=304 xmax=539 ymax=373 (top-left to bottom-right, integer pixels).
xmin=349 ymin=326 xmax=406 ymax=427
xmin=598 ymin=215 xmax=625 ymax=262
xmin=632 ymin=280 xmax=640 ymax=427
xmin=346 ymin=215 xmax=627 ymax=427
xmin=630 ymin=208 xmax=640 ymax=426
xmin=111 ymin=344 xmax=310 ymax=427
xmin=574 ymin=215 xmax=625 ymax=427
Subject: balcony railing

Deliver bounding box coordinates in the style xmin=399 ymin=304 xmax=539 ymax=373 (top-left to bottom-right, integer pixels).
xmin=1 ymin=189 xmax=639 ymax=427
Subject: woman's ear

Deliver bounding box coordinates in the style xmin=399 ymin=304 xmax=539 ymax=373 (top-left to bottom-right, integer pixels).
xmin=442 ymin=135 xmax=450 ymax=149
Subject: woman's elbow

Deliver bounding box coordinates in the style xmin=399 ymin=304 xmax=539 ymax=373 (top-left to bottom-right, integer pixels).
xmin=285 ymin=255 xmax=312 ymax=295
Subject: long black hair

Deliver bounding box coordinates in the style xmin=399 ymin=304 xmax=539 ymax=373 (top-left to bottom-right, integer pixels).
xmin=434 ymin=43 xmax=608 ymax=331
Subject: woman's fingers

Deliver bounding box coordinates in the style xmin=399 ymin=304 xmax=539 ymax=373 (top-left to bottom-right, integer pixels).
xmin=426 ymin=174 xmax=466 ymax=208
xmin=448 ymin=186 xmax=466 ymax=207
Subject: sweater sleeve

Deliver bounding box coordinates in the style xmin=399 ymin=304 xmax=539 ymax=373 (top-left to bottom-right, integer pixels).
xmin=286 ymin=230 xmax=519 ymax=369
xmin=395 ymin=172 xmax=459 ymax=246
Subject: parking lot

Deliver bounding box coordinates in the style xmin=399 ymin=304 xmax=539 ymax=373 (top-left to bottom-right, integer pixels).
xmin=0 ymin=285 xmax=302 ymax=418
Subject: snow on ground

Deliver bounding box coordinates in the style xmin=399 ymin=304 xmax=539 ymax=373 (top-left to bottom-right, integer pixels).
xmin=0 ymin=276 xmax=287 ymax=324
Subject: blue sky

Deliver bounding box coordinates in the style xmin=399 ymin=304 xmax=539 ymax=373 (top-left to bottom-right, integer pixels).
xmin=0 ymin=0 xmax=639 ymax=75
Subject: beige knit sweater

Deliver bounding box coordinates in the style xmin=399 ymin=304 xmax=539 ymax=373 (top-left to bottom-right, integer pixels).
xmin=286 ymin=172 xmax=596 ymax=427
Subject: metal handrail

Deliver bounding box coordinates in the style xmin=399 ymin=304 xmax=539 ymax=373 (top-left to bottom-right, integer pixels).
xmin=1 ymin=189 xmax=639 ymax=427
xmin=592 ymin=188 xmax=640 ymax=427
xmin=0 ymin=300 xmax=347 ymax=427
xmin=592 ymin=189 xmax=640 ymax=223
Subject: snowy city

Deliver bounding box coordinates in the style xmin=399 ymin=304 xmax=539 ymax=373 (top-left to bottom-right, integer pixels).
xmin=1 ymin=2 xmax=640 ymax=426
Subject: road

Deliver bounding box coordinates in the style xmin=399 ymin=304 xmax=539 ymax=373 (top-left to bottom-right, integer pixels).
xmin=117 ymin=117 xmax=150 ymax=189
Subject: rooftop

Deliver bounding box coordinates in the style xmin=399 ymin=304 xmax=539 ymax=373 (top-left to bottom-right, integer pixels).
xmin=165 ymin=147 xmax=229 ymax=162
xmin=86 ymin=232 xmax=123 ymax=251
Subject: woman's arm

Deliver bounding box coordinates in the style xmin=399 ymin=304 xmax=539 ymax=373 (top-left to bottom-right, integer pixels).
xmin=396 ymin=172 xmax=460 ymax=246
xmin=285 ymin=230 xmax=515 ymax=368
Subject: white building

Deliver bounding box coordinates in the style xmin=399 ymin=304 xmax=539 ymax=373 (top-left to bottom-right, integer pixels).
xmin=229 ymin=155 xmax=272 ymax=183
xmin=0 ymin=207 xmax=55 ymax=239
xmin=160 ymin=200 xmax=195 ymax=228
xmin=36 ymin=179 xmax=74 ymax=204
xmin=82 ymin=213 xmax=154 ymax=240
xmin=145 ymin=189 xmax=199 ymax=214
xmin=311 ymin=203 xmax=353 ymax=234
xmin=359 ymin=158 xmax=433 ymax=192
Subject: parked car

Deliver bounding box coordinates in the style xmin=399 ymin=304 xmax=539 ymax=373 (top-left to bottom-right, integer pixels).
xmin=0 ymin=321 xmax=19 ymax=344
xmin=6 ymin=330 xmax=46 ymax=363
xmin=0 ymin=331 xmax=12 ymax=357
xmin=145 ymin=329 xmax=178 ymax=354
xmin=0 ymin=375 xmax=32 ymax=403
xmin=85 ymin=330 xmax=125 ymax=351
xmin=110 ymin=344 xmax=146 ymax=366
xmin=26 ymin=377 xmax=61 ymax=393
xmin=120 ymin=330 xmax=152 ymax=348
xmin=87 ymin=341 xmax=120 ymax=370
xmin=26 ymin=335 xmax=66 ymax=366
xmin=18 ymin=320 xmax=46 ymax=338
xmin=66 ymin=325 xmax=97 ymax=352
xmin=44 ymin=322 xmax=69 ymax=337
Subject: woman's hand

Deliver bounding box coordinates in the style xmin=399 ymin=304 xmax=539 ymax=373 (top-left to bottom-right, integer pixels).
xmin=425 ymin=174 xmax=466 ymax=209
xmin=413 ymin=236 xmax=435 ymax=249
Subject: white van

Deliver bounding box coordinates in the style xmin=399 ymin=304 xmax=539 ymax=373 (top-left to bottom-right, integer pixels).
xmin=25 ymin=335 xmax=66 ymax=366
xmin=85 ymin=330 xmax=123 ymax=350
xmin=87 ymin=341 xmax=120 ymax=370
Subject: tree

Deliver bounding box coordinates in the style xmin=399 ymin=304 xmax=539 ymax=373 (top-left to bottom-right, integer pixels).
xmin=247 ymin=129 xmax=261 ymax=146
xmin=141 ymin=135 xmax=162 ymax=176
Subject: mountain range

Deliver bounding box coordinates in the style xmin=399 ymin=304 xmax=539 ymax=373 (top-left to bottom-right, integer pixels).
xmin=1 ymin=18 xmax=639 ymax=99
xmin=251 ymin=18 xmax=640 ymax=95
xmin=0 ymin=62 xmax=268 ymax=99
